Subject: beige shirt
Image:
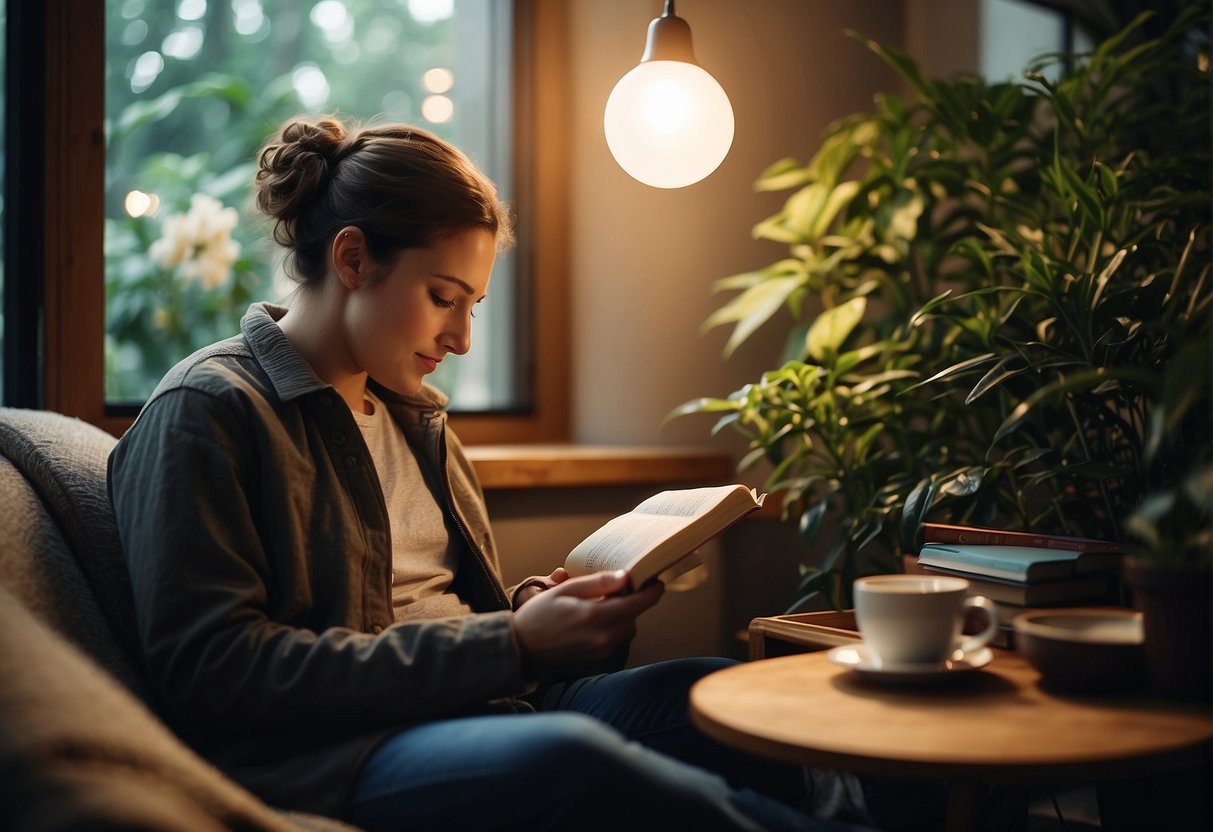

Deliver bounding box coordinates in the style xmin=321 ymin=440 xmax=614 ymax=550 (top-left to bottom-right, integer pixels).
xmin=353 ymin=390 xmax=472 ymax=621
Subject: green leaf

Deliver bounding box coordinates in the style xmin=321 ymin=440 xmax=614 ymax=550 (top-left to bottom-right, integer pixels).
xmin=1089 ymin=248 xmax=1128 ymax=309
xmin=1096 ymin=161 xmax=1119 ymax=200
xmin=751 ymin=213 xmax=802 ymax=244
xmin=1059 ymin=160 xmax=1104 ymax=229
xmin=848 ymin=518 xmax=885 ymax=556
xmin=912 ymin=353 xmax=997 ymax=388
xmin=806 ymin=297 xmax=866 ymax=362
xmin=1145 ymin=339 xmax=1212 ymax=462
xmin=780 ymin=322 xmax=812 ymax=364
xmin=785 ymin=184 xmax=831 ymax=239
xmin=938 ymin=467 xmax=984 ymax=497
xmin=793 ymin=568 xmax=837 ymax=608
xmin=116 ymin=90 xmax=185 ymax=138
xmin=710 ymin=413 xmax=742 ymax=436
xmin=845 ymin=370 xmax=918 ymax=396
xmin=810 ymin=181 xmax=862 ymax=241
xmin=900 ymin=477 xmax=940 ymax=552
xmin=907 ymin=289 xmax=955 ymax=328
xmin=703 ymin=276 xmax=804 ymax=358
xmin=738 ymin=447 xmax=769 ymax=473
xmin=803 ymin=121 xmax=869 ymax=187
xmin=798 ymin=500 xmax=829 ymax=549
xmin=662 ymin=397 xmax=737 ymax=426
xmin=993 ymin=368 xmax=1159 ymax=445
xmin=1029 ymin=72 xmax=1082 ymax=139
xmin=835 ymin=341 xmax=892 ymax=376
xmin=851 ymin=30 xmax=935 ymax=104
xmin=755 ymin=157 xmax=812 ymax=192
xmin=113 ymin=74 xmax=254 ymax=141
xmin=712 ymin=259 xmax=804 ymax=294
xmin=965 ymin=356 xmax=1026 ymax=404
xmin=853 ymin=422 xmax=886 ymax=463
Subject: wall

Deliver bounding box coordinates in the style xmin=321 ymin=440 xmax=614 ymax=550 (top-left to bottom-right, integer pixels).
xmin=906 ymin=0 xmax=980 ymax=81
xmin=567 ymin=0 xmax=906 ymax=448
xmin=488 ymin=0 xmax=920 ymax=664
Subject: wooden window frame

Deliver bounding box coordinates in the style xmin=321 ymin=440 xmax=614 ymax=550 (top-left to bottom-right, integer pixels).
xmin=38 ymin=0 xmax=569 ymax=445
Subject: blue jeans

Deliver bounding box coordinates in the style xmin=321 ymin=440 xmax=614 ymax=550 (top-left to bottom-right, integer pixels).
xmin=345 ymin=657 xmax=868 ymax=832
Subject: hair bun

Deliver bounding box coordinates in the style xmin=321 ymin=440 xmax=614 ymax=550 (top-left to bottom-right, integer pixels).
xmin=254 ymin=117 xmax=348 ymax=233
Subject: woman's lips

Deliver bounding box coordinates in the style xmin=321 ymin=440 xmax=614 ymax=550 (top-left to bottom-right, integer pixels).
xmin=416 ymin=354 xmax=439 ymax=373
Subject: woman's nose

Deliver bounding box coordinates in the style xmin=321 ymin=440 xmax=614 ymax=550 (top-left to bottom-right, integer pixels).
xmin=441 ymin=315 xmax=472 ymax=356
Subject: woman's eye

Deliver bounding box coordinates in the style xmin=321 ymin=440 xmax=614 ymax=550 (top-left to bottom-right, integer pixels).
xmin=430 ymin=291 xmax=476 ymax=317
xmin=429 ymin=292 xmax=456 ymax=309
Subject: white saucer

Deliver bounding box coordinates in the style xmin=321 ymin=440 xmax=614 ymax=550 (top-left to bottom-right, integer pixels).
xmin=826 ymin=643 xmax=993 ymax=684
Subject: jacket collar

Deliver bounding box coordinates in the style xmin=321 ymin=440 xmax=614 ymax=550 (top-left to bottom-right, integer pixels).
xmin=241 ymin=302 xmax=449 ymax=413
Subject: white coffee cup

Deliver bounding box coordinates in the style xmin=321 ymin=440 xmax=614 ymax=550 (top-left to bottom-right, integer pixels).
xmin=853 ymin=574 xmax=998 ymax=666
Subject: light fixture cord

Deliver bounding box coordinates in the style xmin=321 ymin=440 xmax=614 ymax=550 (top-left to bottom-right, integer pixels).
xmin=664 ymin=0 xmax=675 ymax=18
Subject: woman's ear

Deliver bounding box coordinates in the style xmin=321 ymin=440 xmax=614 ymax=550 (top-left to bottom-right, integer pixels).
xmin=332 ymin=226 xmax=370 ymax=289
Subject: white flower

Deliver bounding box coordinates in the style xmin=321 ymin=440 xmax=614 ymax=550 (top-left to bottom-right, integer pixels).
xmin=150 ymin=193 xmax=242 ymax=289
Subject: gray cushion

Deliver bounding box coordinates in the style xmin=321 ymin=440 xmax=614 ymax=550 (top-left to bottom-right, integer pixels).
xmin=0 ymin=408 xmax=147 ymax=696
xmin=0 ymin=583 xmax=318 ymax=832
xmin=0 ymin=409 xmax=364 ymax=831
xmin=0 ymin=457 xmax=148 ymax=698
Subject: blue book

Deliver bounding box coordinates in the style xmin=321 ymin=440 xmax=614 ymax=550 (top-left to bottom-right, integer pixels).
xmin=917 ymin=544 xmax=1123 ymax=584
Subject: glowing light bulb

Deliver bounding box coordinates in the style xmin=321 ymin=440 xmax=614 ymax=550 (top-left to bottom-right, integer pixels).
xmin=605 ymin=61 xmax=733 ymax=188
xmin=603 ymin=5 xmax=734 ymax=189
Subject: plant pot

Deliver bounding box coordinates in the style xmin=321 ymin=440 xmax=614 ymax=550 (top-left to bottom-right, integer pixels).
xmin=1123 ymin=557 xmax=1212 ymax=701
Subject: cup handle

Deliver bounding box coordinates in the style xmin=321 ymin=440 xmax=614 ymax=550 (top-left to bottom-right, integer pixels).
xmin=957 ymin=595 xmax=999 ymax=655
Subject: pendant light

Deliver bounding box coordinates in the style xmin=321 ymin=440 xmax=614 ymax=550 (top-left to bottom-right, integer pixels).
xmin=603 ymin=0 xmax=735 ymax=189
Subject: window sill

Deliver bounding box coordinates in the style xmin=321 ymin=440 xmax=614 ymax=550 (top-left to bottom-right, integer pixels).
xmin=465 ymin=444 xmax=736 ymax=490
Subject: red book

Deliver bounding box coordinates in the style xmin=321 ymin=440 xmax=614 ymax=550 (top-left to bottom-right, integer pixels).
xmin=921 ymin=523 xmax=1124 ymax=554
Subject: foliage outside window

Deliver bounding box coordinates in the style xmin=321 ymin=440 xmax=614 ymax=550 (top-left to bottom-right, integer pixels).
xmin=105 ymin=0 xmax=516 ymax=410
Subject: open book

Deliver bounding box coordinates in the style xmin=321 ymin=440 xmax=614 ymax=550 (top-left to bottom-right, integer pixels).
xmin=564 ymin=484 xmax=766 ymax=590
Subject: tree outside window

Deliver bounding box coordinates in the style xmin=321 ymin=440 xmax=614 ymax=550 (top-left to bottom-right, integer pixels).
xmin=105 ymin=0 xmax=517 ymax=409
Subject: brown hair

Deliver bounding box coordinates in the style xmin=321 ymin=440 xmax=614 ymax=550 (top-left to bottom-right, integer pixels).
xmin=254 ymin=116 xmax=513 ymax=285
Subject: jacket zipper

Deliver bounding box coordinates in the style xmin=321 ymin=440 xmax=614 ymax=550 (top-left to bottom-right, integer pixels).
xmin=434 ymin=417 xmax=509 ymax=609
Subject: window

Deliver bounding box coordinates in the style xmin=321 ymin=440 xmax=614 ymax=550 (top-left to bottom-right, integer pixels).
xmin=980 ymin=0 xmax=1077 ymax=83
xmin=22 ymin=0 xmax=570 ymax=443
xmin=105 ymin=0 xmax=517 ymax=411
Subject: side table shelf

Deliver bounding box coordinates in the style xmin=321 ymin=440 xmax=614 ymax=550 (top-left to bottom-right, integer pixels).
xmin=748 ymin=611 xmax=861 ymax=660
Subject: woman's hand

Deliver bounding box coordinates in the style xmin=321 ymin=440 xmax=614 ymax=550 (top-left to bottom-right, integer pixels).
xmin=512 ymin=570 xmax=664 ymax=676
xmin=512 ymin=567 xmax=570 ymax=609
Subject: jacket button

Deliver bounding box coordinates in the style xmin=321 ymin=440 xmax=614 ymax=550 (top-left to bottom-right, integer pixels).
xmin=371 ymin=624 xmax=384 ymax=634
xmin=334 ymin=432 xmax=347 ymax=445
xmin=345 ymin=455 xmax=358 ymax=466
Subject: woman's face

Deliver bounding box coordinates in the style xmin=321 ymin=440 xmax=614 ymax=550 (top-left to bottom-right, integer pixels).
xmin=343 ymin=227 xmax=496 ymax=396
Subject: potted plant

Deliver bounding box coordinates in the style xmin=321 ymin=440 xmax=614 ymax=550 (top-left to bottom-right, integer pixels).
xmin=1124 ymin=469 xmax=1212 ymax=700
xmin=669 ymin=7 xmax=1210 ymax=611
xmin=1121 ymin=339 xmax=1212 ymax=700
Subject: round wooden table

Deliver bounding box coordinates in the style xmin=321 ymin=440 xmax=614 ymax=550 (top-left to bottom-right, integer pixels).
xmin=690 ymin=650 xmax=1213 ymax=831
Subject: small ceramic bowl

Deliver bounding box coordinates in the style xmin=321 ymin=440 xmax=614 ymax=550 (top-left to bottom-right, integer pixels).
xmin=1013 ymin=608 xmax=1146 ymax=693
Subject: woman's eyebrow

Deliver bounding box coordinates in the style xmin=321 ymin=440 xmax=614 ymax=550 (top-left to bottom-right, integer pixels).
xmin=433 ymin=273 xmax=486 ymax=302
xmin=433 ymin=273 xmax=474 ymax=294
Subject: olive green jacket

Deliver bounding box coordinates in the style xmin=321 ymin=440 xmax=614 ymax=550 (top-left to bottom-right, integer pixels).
xmin=108 ymin=303 xmax=532 ymax=819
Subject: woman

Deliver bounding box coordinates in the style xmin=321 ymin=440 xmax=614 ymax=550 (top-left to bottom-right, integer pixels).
xmin=108 ymin=116 xmax=863 ymax=832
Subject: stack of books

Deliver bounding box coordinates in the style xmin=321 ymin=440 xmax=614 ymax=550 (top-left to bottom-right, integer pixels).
xmin=914 ymin=523 xmax=1126 ymax=647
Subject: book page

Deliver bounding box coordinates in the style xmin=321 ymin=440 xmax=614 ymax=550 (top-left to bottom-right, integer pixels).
xmin=563 ymin=485 xmax=765 ymax=587
xmin=632 ymin=485 xmax=753 ymax=518
xmin=565 ymin=513 xmax=691 ymax=575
